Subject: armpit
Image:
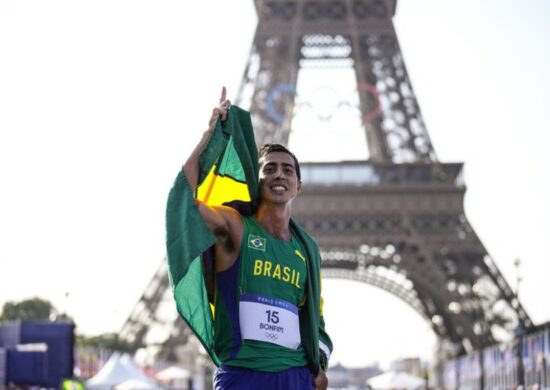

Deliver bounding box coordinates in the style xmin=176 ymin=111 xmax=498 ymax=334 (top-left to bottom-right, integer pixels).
xmin=213 ymin=226 xmax=236 ymax=253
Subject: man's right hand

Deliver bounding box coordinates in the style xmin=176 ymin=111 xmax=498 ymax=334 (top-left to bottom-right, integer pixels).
xmin=215 ymin=86 xmax=231 ymax=122
xmin=208 ymin=86 xmax=231 ymax=130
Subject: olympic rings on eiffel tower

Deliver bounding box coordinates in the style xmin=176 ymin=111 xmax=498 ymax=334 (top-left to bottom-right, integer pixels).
xmin=265 ymin=83 xmax=382 ymax=124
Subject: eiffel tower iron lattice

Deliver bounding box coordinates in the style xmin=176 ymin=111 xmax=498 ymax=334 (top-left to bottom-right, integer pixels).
xmin=121 ymin=0 xmax=533 ymax=359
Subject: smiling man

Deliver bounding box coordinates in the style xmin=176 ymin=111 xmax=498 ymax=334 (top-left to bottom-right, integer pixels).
xmin=172 ymin=88 xmax=332 ymax=389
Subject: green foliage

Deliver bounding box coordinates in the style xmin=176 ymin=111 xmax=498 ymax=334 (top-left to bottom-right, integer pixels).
xmin=76 ymin=333 xmax=137 ymax=353
xmin=0 ymin=297 xmax=73 ymax=323
xmin=1 ymin=297 xmax=54 ymax=321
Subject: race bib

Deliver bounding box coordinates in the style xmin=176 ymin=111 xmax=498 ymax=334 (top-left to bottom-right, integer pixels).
xmin=239 ymin=293 xmax=301 ymax=349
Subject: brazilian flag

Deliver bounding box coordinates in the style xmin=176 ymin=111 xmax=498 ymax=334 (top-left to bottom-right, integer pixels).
xmin=166 ymin=106 xmax=258 ymax=365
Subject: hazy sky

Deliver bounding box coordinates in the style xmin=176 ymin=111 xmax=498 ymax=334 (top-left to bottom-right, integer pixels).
xmin=1 ymin=0 xmax=549 ymax=368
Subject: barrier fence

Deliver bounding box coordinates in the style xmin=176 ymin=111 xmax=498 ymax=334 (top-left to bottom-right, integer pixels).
xmin=443 ymin=324 xmax=550 ymax=390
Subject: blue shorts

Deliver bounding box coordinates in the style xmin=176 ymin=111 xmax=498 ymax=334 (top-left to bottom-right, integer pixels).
xmin=214 ymin=365 xmax=314 ymax=390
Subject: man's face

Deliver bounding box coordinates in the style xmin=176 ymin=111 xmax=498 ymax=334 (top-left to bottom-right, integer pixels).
xmin=258 ymin=151 xmax=301 ymax=205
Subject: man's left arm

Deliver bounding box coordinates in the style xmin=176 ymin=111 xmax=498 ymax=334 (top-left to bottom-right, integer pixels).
xmin=315 ymin=290 xmax=333 ymax=389
xmin=318 ymin=290 xmax=333 ymax=370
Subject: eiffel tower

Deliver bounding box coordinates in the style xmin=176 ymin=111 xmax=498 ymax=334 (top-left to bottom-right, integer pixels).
xmin=121 ymin=0 xmax=533 ymax=362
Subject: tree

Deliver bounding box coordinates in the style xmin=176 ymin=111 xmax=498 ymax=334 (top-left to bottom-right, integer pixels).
xmin=0 ymin=297 xmax=72 ymax=322
xmin=76 ymin=333 xmax=137 ymax=353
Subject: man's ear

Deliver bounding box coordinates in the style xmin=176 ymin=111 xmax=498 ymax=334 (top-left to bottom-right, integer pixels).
xmin=297 ymin=180 xmax=302 ymax=193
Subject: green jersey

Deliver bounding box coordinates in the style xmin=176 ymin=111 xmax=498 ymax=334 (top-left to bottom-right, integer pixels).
xmin=213 ymin=216 xmax=309 ymax=371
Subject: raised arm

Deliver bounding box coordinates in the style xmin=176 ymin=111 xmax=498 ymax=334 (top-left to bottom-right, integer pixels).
xmin=182 ymin=87 xmax=243 ymax=271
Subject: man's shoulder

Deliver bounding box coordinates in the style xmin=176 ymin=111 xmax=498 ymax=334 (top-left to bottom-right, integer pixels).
xmin=209 ymin=204 xmax=244 ymax=242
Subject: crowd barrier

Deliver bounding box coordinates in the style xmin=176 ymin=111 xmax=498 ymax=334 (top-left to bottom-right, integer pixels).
xmin=443 ymin=325 xmax=550 ymax=390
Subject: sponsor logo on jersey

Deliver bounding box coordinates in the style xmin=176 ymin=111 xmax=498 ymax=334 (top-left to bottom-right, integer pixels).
xmin=294 ymin=249 xmax=306 ymax=263
xmin=248 ymin=234 xmax=266 ymax=251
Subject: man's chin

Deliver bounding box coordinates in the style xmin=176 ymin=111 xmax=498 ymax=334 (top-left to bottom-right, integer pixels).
xmin=261 ymin=196 xmax=290 ymax=205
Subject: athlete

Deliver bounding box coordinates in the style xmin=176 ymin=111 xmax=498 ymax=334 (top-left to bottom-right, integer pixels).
xmin=183 ymin=88 xmax=331 ymax=389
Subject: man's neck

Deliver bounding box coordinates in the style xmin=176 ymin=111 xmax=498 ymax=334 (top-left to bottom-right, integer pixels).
xmin=255 ymin=203 xmax=292 ymax=241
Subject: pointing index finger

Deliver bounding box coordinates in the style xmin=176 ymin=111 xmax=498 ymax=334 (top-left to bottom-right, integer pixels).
xmin=219 ymin=86 xmax=227 ymax=104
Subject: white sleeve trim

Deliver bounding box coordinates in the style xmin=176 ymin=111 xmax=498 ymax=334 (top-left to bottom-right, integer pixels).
xmin=319 ymin=340 xmax=331 ymax=361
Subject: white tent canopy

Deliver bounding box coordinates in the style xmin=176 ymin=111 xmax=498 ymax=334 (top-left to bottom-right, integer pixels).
xmin=87 ymin=352 xmax=161 ymax=390
xmin=367 ymin=371 xmax=426 ymax=390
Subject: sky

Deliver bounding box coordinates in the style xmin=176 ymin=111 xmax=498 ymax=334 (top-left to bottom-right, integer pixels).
xmin=1 ymin=0 xmax=549 ymax=369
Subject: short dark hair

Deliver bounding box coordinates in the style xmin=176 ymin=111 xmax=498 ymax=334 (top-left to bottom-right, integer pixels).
xmin=258 ymin=144 xmax=301 ymax=181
